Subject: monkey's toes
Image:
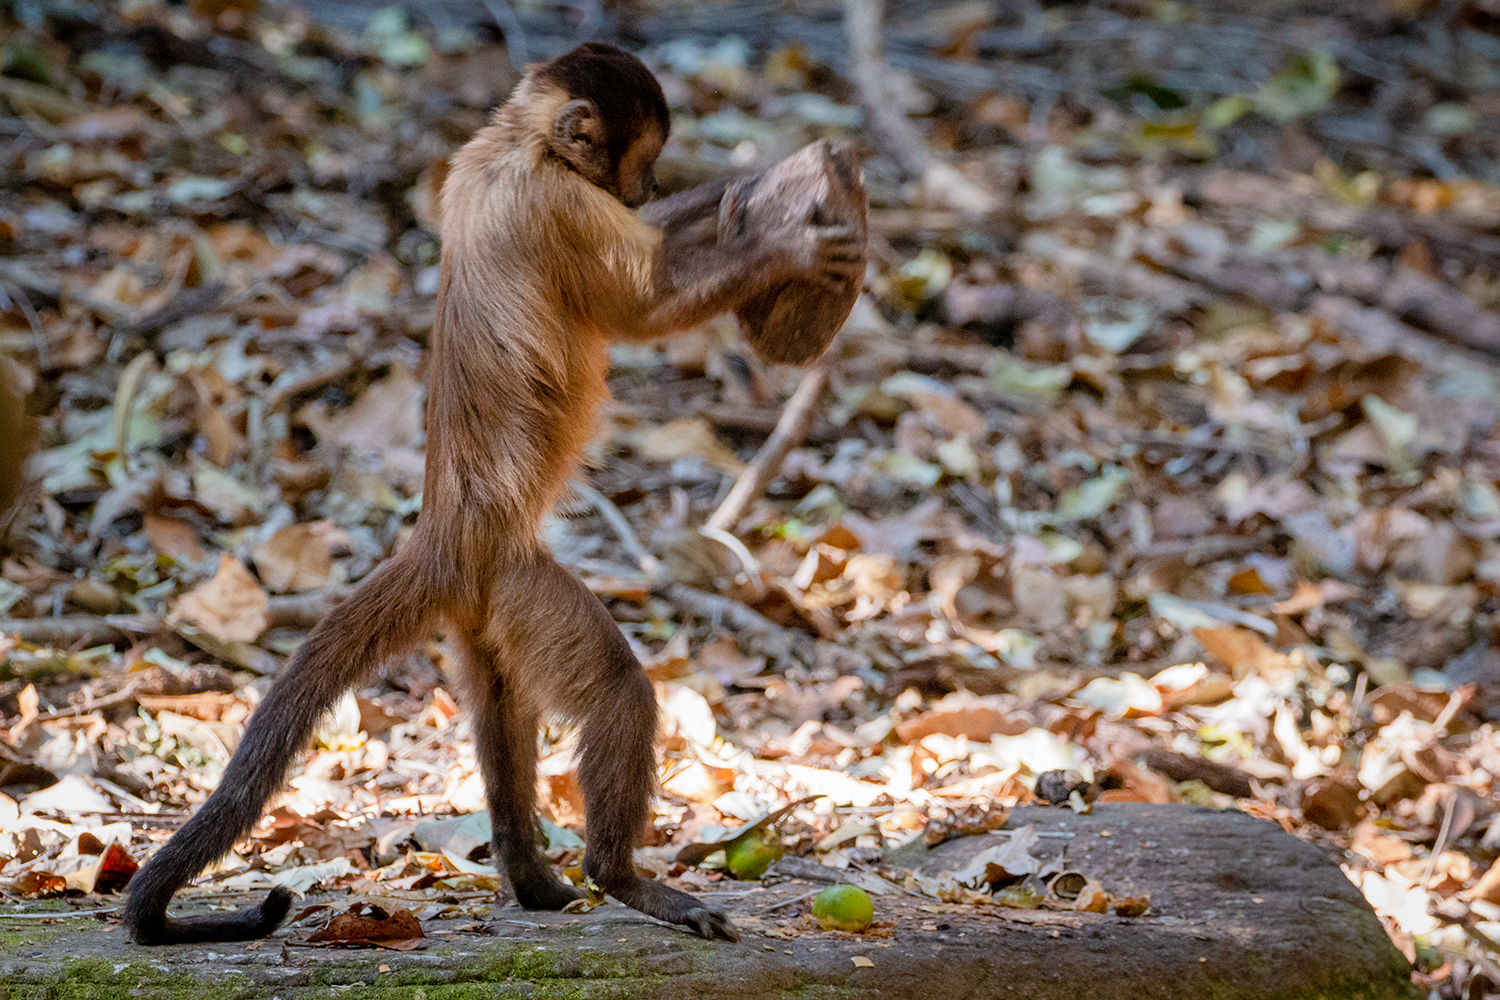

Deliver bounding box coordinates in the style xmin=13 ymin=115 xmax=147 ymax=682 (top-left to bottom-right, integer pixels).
xmin=512 ymin=877 xmax=587 ymax=911
xmin=684 ymin=906 xmax=740 ymax=942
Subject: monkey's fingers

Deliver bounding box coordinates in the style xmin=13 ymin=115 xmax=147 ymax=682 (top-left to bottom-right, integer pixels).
xmin=808 ymin=222 xmax=858 ymax=240
xmin=822 ymin=254 xmax=870 ymax=277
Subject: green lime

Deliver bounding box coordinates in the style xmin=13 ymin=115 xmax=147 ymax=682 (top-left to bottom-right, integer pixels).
xmin=811 ymin=884 xmax=873 ymax=932
xmin=724 ymin=829 xmax=782 ymax=880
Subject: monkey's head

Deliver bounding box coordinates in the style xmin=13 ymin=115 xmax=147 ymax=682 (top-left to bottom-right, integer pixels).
xmin=539 ymin=43 xmax=670 ymax=209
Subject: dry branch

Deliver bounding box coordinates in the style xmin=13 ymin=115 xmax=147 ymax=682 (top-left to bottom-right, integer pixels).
xmin=0 ymin=590 xmax=350 ymax=649
xmin=841 ymin=0 xmax=994 ymax=216
xmin=1188 ymin=170 xmax=1500 ymax=274
xmin=707 ymin=363 xmax=830 ymax=534
xmin=1137 ymin=748 xmax=1255 ymax=799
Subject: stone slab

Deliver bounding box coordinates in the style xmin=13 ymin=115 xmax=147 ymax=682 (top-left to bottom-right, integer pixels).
xmin=0 ymin=804 xmax=1414 ymax=999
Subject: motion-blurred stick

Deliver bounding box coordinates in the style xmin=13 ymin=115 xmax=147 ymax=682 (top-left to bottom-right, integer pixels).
xmin=841 ymin=0 xmax=994 ymax=216
xmin=706 ymin=362 xmax=829 ymax=535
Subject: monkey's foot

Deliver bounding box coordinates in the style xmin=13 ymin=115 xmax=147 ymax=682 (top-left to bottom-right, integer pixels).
xmin=604 ymin=876 xmax=740 ymax=942
xmin=507 ymin=868 xmax=588 ymax=911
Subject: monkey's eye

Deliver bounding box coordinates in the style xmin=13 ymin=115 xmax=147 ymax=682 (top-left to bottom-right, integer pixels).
xmin=808 ymin=202 xmax=833 ymax=226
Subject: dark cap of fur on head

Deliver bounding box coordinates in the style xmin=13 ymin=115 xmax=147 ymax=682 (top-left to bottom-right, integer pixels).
xmin=541 ymin=43 xmax=670 ymax=160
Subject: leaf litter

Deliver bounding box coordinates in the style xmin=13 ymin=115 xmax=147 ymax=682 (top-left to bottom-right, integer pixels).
xmin=0 ymin=0 xmax=1497 ymax=993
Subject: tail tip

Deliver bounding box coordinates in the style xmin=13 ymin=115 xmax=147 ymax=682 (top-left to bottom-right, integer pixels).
xmin=260 ymin=886 xmax=294 ymax=928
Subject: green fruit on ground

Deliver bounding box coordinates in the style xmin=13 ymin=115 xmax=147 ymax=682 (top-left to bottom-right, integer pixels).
xmin=811 ymin=884 xmax=874 ymax=931
xmin=725 ymin=830 xmax=783 ymax=880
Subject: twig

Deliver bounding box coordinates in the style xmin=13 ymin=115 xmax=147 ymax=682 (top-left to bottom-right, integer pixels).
xmin=706 ymin=364 xmax=829 ymax=535
xmin=847 ymin=859 xmax=934 ymax=900
xmin=484 ymin=0 xmax=531 ymax=71
xmin=0 ymin=907 xmax=116 ymax=919
xmin=111 ymin=283 xmax=226 ymax=341
xmin=0 ymin=591 xmax=351 ymax=648
xmin=0 ymin=280 xmax=47 ymax=369
xmin=573 ymin=480 xmax=662 ymax=582
xmin=698 ymin=525 xmax=762 ymax=589
xmin=1420 ymin=790 xmax=1457 ymax=894
xmin=1137 ymin=748 xmax=1254 ymax=799
xmin=840 ymin=0 xmax=994 ymax=215
xmin=32 ymin=683 xmax=141 ymax=723
xmin=759 ymin=888 xmax=821 ymax=913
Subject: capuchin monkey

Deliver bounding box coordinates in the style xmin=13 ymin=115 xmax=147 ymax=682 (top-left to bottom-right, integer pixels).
xmin=123 ymin=42 xmax=865 ymax=944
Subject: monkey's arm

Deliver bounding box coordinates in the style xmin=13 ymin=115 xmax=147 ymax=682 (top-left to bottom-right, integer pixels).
xmin=602 ymin=139 xmax=867 ymax=357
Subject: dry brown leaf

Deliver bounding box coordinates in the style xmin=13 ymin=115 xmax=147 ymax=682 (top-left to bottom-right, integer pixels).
xmin=1468 ymin=858 xmax=1500 ymax=904
xmin=308 ymin=904 xmax=424 ymax=949
xmin=1350 ymin=821 xmax=1413 ymax=866
xmin=1300 ymin=777 xmax=1363 ymax=831
xmin=69 ymin=842 xmax=138 ymax=895
xmin=634 ymin=419 xmax=745 ymax=474
xmin=135 ymin=692 xmax=248 ymax=724
xmin=168 ymin=554 xmax=270 ymax=644
xmin=253 ymin=524 xmax=333 ymax=593
xmin=581 ymin=574 xmax=650 ymax=603
xmin=907 ymin=391 xmax=985 ymax=439
xmin=143 ymin=512 xmax=207 ymax=563
xmin=1192 ymin=627 xmax=1291 ymax=679
xmin=9 ymin=872 xmax=67 ymax=897
xmin=896 ymin=693 xmax=1028 ymax=743
xmin=301 ymin=364 xmax=425 ymax=453
xmin=697 ymin=636 xmax=767 ymax=686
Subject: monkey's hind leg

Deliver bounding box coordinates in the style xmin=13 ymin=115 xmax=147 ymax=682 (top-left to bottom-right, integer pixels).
xmin=454 ymin=634 xmax=585 ymax=911
xmin=488 ymin=555 xmax=739 ymax=942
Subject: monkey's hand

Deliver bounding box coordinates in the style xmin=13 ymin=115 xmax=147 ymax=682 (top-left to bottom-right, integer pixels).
xmin=718 ymin=184 xmax=865 ymax=289
xmin=622 ymin=138 xmax=867 ymax=360
xmin=722 ymin=139 xmax=869 ymax=365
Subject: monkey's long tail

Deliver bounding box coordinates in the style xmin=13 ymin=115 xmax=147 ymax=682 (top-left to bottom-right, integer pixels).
xmin=122 ymin=551 xmax=436 ymax=945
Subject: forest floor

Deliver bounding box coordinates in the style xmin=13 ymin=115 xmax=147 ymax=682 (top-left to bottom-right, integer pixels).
xmin=1 ymin=0 xmax=1499 ymax=996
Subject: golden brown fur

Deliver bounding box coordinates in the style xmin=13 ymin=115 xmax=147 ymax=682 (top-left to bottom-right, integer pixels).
xmin=123 ymin=42 xmax=863 ymax=946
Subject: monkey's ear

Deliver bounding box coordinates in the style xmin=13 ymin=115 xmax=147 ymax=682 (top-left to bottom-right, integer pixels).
xmin=553 ymin=99 xmax=604 ymax=165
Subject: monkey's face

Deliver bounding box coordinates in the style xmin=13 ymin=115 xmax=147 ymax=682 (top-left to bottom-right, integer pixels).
xmin=540 ymin=43 xmax=671 ymax=209
xmin=551 ymin=100 xmax=664 ymax=209
xmin=614 ymin=127 xmax=664 ymax=208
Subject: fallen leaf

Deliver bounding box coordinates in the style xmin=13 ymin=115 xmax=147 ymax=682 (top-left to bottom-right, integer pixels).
xmin=9 ymin=871 xmax=67 ymax=897
xmin=895 ymin=693 xmax=1028 ymax=742
xmin=253 ymin=524 xmax=334 ymax=593
xmin=301 ymin=364 xmax=425 ymax=453
xmin=168 ymin=555 xmax=269 ymax=644
xmin=1193 ymin=627 xmax=1291 ymax=679
xmin=143 ymin=513 xmax=207 ymax=563
xmin=92 ymin=843 xmax=140 ymax=895
xmin=951 ymin=825 xmax=1040 ymax=888
xmin=634 ymin=419 xmax=744 ymax=473
xmin=308 ymin=904 xmax=424 ymax=950
xmin=273 ymin=857 xmax=357 ymax=896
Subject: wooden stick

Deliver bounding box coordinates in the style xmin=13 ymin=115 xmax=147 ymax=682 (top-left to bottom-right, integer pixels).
xmin=706 ymin=363 xmax=829 ymax=535
xmin=0 ymin=590 xmax=351 ymax=649
xmin=572 ymin=480 xmax=663 ymax=582
xmin=842 ymin=0 xmax=994 ymax=215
